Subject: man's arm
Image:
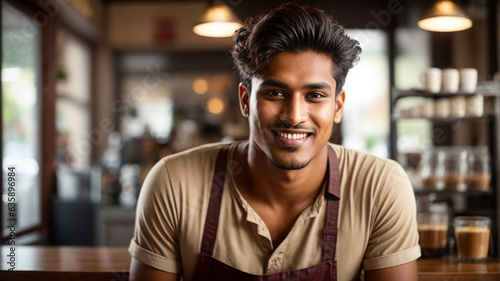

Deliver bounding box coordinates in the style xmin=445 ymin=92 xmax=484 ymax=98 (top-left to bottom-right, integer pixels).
xmin=364 ymin=261 xmax=418 ymax=281
xmin=129 ymin=257 xmax=180 ymax=281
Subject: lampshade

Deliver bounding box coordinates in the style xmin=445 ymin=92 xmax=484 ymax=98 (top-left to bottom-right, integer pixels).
xmin=418 ymin=0 xmax=472 ymax=32
xmin=193 ymin=3 xmax=243 ymax=38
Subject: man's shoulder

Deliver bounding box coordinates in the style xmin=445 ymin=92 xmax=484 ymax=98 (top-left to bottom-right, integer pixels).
xmin=328 ymin=143 xmax=411 ymax=197
xmin=327 ymin=143 xmax=402 ymax=174
xmin=328 ymin=143 xmax=397 ymax=164
xmin=163 ymin=141 xmax=232 ymax=163
xmin=146 ymin=142 xmax=235 ymax=191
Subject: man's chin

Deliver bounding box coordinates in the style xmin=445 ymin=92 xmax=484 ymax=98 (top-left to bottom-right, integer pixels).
xmin=269 ymin=157 xmax=310 ymax=171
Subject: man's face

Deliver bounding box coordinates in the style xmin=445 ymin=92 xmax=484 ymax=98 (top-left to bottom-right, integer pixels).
xmin=239 ymin=51 xmax=345 ymax=170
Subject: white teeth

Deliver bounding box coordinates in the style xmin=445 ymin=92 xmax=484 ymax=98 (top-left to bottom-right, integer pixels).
xmin=279 ymin=132 xmax=308 ymax=140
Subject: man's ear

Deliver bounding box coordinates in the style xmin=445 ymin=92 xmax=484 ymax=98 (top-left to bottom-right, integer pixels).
xmin=334 ymin=90 xmax=345 ymax=124
xmin=238 ymin=83 xmax=249 ymax=117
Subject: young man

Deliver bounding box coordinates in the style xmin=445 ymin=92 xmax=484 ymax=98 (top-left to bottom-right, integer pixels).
xmin=129 ymin=3 xmax=420 ymax=281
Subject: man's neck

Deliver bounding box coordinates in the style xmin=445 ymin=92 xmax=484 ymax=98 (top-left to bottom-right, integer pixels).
xmin=234 ymin=141 xmax=329 ymax=208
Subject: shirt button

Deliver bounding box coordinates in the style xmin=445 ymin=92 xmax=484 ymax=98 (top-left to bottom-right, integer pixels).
xmin=267 ymin=260 xmax=274 ymax=271
xmin=261 ymin=226 xmax=267 ymax=231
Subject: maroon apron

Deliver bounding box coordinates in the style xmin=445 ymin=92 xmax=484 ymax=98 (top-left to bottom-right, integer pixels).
xmin=191 ymin=145 xmax=340 ymax=281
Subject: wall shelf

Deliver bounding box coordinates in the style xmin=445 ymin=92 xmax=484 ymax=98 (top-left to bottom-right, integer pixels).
xmin=390 ymin=82 xmax=500 ymax=257
xmin=413 ymin=188 xmax=494 ymax=196
xmin=392 ymin=115 xmax=495 ymax=122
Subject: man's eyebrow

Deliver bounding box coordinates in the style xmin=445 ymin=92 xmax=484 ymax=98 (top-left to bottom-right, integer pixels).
xmin=260 ymin=80 xmax=332 ymax=90
xmin=302 ymin=82 xmax=332 ymax=90
xmin=260 ymin=80 xmax=289 ymax=88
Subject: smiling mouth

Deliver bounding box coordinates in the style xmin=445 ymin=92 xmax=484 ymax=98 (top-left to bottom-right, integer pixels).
xmin=277 ymin=132 xmax=311 ymax=140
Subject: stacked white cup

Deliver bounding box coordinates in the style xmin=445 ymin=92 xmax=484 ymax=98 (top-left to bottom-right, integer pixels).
xmin=442 ymin=68 xmax=459 ymax=93
xmin=421 ymin=68 xmax=442 ymax=93
xmin=459 ymin=68 xmax=478 ymax=93
xmin=416 ymin=67 xmax=482 ymax=118
xmin=421 ymin=68 xmax=478 ymax=93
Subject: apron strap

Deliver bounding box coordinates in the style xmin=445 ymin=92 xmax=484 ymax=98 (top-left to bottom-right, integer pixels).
xmin=323 ymin=146 xmax=341 ymax=261
xmin=200 ymin=145 xmax=231 ymax=256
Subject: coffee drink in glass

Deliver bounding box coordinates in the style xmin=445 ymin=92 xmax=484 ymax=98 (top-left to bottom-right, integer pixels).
xmin=418 ymin=204 xmax=449 ymax=257
xmin=454 ymin=216 xmax=491 ymax=262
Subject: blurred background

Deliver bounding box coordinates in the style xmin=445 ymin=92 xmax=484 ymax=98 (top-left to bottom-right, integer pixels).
xmin=1 ymin=0 xmax=499 ymax=247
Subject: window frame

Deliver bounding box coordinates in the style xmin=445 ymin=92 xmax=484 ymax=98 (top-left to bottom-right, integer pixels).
xmin=1 ymin=0 xmax=56 ymax=243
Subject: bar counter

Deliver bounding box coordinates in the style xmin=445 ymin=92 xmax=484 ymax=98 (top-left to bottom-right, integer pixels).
xmin=0 ymin=246 xmax=129 ymax=281
xmin=1 ymin=246 xmax=500 ymax=280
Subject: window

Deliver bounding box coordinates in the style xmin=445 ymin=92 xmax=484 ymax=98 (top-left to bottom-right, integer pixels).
xmin=342 ymin=29 xmax=390 ymax=158
xmin=2 ymin=1 xmax=42 ymax=238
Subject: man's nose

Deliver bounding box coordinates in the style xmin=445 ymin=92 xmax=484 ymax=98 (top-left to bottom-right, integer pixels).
xmin=279 ymin=95 xmax=308 ymax=126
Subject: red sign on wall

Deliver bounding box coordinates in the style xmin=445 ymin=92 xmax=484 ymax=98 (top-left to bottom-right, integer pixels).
xmin=154 ymin=19 xmax=176 ymax=42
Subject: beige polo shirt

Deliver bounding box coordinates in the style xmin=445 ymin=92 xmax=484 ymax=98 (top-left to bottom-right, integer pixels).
xmin=129 ymin=142 xmax=421 ymax=281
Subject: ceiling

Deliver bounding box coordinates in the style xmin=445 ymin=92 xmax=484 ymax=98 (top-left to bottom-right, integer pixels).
xmin=101 ymin=0 xmax=436 ymax=29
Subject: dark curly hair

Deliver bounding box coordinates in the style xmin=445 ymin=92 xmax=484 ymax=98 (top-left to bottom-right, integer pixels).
xmin=230 ymin=2 xmax=361 ymax=95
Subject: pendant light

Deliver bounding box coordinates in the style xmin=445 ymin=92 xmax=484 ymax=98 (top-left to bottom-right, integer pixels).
xmin=418 ymin=0 xmax=472 ymax=32
xmin=193 ymin=1 xmax=243 ymax=38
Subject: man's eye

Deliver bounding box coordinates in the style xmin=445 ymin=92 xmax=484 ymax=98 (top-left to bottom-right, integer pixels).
xmin=265 ymin=90 xmax=284 ymax=97
xmin=306 ymin=92 xmax=325 ymax=99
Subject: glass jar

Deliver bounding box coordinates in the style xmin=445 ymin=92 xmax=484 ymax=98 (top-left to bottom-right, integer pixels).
xmin=418 ymin=149 xmax=445 ymax=190
xmin=443 ymin=148 xmax=468 ymax=191
xmin=467 ymin=148 xmax=491 ymax=191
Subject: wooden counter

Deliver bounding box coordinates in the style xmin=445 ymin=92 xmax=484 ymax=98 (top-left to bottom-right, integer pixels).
xmin=417 ymin=255 xmax=500 ymax=281
xmin=0 ymin=246 xmax=130 ymax=281
xmin=1 ymin=246 xmax=500 ymax=280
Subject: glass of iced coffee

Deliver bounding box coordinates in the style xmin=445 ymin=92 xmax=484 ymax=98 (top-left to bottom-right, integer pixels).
xmin=417 ymin=203 xmax=449 ymax=258
xmin=453 ymin=216 xmax=491 ymax=262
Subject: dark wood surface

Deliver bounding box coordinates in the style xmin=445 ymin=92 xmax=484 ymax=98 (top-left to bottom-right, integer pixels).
xmin=0 ymin=246 xmax=130 ymax=281
xmin=418 ymin=255 xmax=500 ymax=281
xmin=2 ymin=246 xmax=500 ymax=280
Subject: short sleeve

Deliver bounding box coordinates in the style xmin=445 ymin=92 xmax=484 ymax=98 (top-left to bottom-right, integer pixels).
xmin=363 ymin=161 xmax=421 ymax=270
xmin=128 ymin=158 xmax=182 ymax=273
